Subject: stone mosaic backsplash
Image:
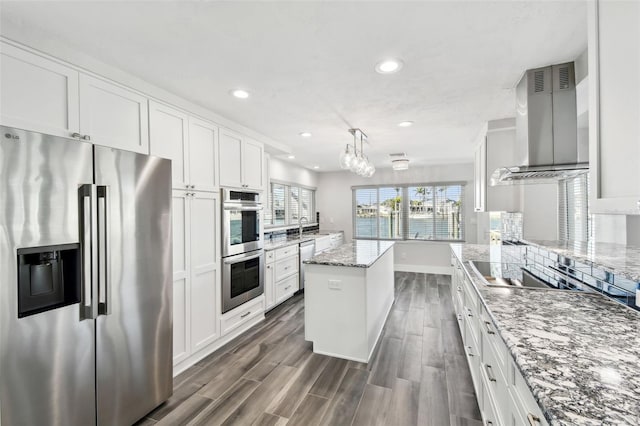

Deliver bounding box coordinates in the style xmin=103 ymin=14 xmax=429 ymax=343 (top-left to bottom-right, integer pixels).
xmin=525 ymin=245 xmax=640 ymax=310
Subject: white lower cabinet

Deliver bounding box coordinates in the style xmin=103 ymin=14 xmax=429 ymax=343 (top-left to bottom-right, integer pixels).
xmin=172 ymin=190 xmax=220 ymax=365
xmin=265 ymin=244 xmax=299 ymax=311
xmin=220 ymin=295 xmax=264 ymax=336
xmin=451 ymin=254 xmax=549 ymax=426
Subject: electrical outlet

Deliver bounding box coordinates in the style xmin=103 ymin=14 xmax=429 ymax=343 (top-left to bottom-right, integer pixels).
xmin=328 ymin=279 xmax=342 ymax=290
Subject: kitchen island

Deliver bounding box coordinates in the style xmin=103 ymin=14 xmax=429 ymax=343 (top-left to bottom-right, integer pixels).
xmin=303 ymin=240 xmax=394 ymax=362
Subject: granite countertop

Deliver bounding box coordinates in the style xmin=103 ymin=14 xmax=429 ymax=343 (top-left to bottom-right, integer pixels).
xmin=304 ymin=240 xmax=394 ymax=268
xmin=452 ymin=244 xmax=640 ymax=425
xmin=263 ymin=231 xmax=346 ymax=251
xmin=523 ymin=239 xmax=640 ymax=282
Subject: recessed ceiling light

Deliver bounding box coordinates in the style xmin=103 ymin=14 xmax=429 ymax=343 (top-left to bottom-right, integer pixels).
xmin=230 ymin=89 xmax=249 ymax=99
xmin=287 ymin=155 xmax=295 ymax=159
xmin=397 ymin=121 xmax=414 ymax=127
xmin=299 ymin=132 xmax=312 ymax=138
xmin=313 ymin=166 xmax=320 ymax=169
xmin=375 ymin=58 xmax=404 ymax=74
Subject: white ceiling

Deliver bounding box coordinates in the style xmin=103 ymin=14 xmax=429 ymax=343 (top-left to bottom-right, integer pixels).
xmin=0 ymin=1 xmax=587 ymax=171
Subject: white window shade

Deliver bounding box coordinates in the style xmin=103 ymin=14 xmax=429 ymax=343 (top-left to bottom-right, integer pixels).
xmin=559 ymin=174 xmax=589 ymax=242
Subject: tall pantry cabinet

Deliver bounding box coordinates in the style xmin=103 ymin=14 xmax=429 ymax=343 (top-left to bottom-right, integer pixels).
xmin=149 ymin=102 xmax=221 ymax=366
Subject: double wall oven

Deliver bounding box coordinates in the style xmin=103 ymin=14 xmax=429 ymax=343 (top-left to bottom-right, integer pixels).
xmin=221 ymin=189 xmax=264 ymax=313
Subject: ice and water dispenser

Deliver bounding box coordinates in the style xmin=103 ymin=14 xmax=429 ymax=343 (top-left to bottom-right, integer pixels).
xmin=17 ymin=243 xmax=81 ymax=318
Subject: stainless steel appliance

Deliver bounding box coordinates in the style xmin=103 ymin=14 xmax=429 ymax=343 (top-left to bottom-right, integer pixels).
xmin=0 ymin=126 xmax=172 ymax=426
xmin=299 ymin=240 xmax=316 ymax=290
xmin=222 ymin=188 xmax=263 ymax=257
xmin=222 ymin=249 xmax=264 ymax=313
xmin=492 ymin=62 xmax=589 ymax=184
xmin=221 ymin=188 xmax=264 ymax=313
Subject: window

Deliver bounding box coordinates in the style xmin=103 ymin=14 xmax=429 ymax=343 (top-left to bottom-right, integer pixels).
xmin=558 ymin=174 xmax=590 ymax=242
xmin=265 ymin=182 xmax=316 ymax=226
xmin=353 ymin=183 xmax=464 ymax=241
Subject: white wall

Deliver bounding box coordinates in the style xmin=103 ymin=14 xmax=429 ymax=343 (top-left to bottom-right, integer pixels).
xmin=269 ymin=157 xmax=318 ymax=188
xmin=316 ymin=162 xmax=475 ymax=273
xmin=520 ymin=184 xmax=559 ymax=241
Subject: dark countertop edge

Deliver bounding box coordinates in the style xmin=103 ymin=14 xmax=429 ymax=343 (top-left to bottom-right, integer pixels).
xmin=304 ymin=241 xmax=395 ymax=268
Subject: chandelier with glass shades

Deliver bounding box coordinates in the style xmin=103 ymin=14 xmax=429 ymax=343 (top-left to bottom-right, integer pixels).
xmin=339 ymin=128 xmax=375 ymax=177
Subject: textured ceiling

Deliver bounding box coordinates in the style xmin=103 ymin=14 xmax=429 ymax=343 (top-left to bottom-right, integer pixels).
xmin=0 ymin=1 xmax=587 ymax=171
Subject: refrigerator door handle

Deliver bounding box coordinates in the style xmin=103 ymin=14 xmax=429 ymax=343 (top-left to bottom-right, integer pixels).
xmin=97 ymin=185 xmax=111 ymax=315
xmin=79 ymin=184 xmax=98 ymax=320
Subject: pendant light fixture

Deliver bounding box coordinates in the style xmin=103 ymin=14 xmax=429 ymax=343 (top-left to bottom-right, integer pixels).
xmin=339 ymin=129 xmax=375 ymax=177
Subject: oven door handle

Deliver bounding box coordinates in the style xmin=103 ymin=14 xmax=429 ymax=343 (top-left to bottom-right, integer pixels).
xmin=223 ymin=203 xmax=263 ymax=211
xmin=224 ymin=252 xmax=263 ymax=264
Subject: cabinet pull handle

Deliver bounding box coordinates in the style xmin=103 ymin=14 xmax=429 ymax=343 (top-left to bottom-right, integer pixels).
xmin=527 ymin=413 xmax=541 ymax=425
xmin=484 ymin=321 xmax=495 ymax=335
xmin=485 ymin=364 xmax=497 ymax=382
xmin=82 ymin=134 xmax=91 ymax=141
xmin=466 ymin=346 xmax=474 ymax=357
xmin=285 ymin=286 xmax=291 ymax=291
xmin=486 ymin=421 xmax=493 ymax=426
xmin=240 ymin=311 xmax=251 ymax=318
xmin=457 ymin=286 xmax=462 ymax=292
xmin=467 ymin=308 xmax=473 ymax=317
xmin=72 ymin=132 xmax=82 ymax=139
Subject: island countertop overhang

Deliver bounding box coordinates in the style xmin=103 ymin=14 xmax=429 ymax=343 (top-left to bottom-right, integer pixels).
xmin=303 ymin=240 xmax=395 ymax=268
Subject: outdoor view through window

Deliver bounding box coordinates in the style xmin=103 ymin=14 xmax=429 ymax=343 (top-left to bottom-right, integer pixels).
xmin=354 ymin=184 xmax=464 ymax=240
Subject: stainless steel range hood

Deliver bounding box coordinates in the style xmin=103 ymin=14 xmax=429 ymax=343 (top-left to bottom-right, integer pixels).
xmin=492 ymin=62 xmax=589 ymax=185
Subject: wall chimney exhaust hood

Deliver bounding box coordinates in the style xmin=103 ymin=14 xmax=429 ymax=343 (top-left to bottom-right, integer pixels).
xmin=492 ymin=62 xmax=588 ymax=185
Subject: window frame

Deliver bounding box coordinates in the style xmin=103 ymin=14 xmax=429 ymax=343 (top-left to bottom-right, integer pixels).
xmin=352 ymin=182 xmax=466 ymax=242
xmin=266 ymin=180 xmax=316 ymax=227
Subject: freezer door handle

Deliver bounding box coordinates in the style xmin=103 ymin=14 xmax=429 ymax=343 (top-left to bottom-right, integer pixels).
xmin=97 ymin=185 xmax=111 ymax=315
xmin=79 ymin=184 xmax=98 ymax=320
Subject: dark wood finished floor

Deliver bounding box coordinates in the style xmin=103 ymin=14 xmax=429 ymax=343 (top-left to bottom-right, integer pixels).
xmin=136 ymin=272 xmax=482 ymax=426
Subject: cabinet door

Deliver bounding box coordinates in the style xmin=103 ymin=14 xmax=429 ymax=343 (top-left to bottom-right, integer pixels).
xmin=242 ymin=138 xmax=264 ymax=190
xmin=188 ymin=117 xmax=218 ymax=192
xmin=265 ymin=261 xmax=275 ymax=310
xmin=189 ymin=192 xmax=220 ymax=352
xmin=218 ymin=128 xmax=243 ymax=188
xmin=0 ymin=42 xmax=80 ymax=137
xmin=172 ymin=190 xmax=191 ymax=364
xmin=588 ymin=1 xmax=640 ymax=214
xmin=79 ymin=74 xmax=149 ymax=154
xmin=474 ymin=139 xmax=486 ymax=212
xmin=149 ymin=101 xmax=189 ymax=189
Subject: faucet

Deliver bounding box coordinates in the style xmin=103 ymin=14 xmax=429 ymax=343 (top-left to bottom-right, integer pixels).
xmin=299 ymin=217 xmax=308 ymax=238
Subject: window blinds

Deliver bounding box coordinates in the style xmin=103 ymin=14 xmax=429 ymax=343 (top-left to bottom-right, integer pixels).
xmin=558 ymin=174 xmax=589 ymax=242
xmin=353 ymin=184 xmax=464 ymax=241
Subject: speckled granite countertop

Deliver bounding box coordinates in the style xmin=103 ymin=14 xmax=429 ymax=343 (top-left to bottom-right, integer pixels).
xmin=304 ymin=240 xmax=394 ymax=268
xmin=451 ymin=243 xmax=640 ymax=425
xmin=523 ymin=239 xmax=640 ymax=283
xmin=263 ymin=235 xmax=314 ymax=251
xmin=263 ymin=231 xmax=345 ymax=251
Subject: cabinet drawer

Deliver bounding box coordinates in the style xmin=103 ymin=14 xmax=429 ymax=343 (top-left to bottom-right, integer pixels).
xmin=481 ymin=327 xmax=510 ymax=426
xmin=275 ymin=244 xmax=298 ymax=260
xmin=276 ymin=273 xmax=298 ymax=302
xmin=220 ymin=296 xmax=264 ymax=336
xmin=511 ymin=362 xmax=548 ymax=426
xmin=265 ymin=250 xmax=275 ymax=264
xmin=481 ymin=306 xmax=509 ymax=372
xmin=275 ymin=255 xmax=298 ymax=281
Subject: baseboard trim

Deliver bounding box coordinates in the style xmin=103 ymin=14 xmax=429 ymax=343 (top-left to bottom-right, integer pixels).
xmin=394 ymin=264 xmax=453 ymax=275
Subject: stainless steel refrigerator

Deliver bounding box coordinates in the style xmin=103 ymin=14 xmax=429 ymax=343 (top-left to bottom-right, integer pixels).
xmin=0 ymin=126 xmax=173 ymax=425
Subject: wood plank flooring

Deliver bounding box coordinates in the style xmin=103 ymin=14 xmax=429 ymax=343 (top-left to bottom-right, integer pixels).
xmin=136 ymin=272 xmax=482 ymax=426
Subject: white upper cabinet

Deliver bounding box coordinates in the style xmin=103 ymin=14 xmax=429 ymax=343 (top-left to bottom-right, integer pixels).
xmin=588 ymin=0 xmax=640 ymax=214
xmin=219 ymin=128 xmax=264 ymax=191
xmin=219 ymin=129 xmax=244 ymax=188
xmin=188 ymin=117 xmax=218 ymax=192
xmin=474 ymin=119 xmax=520 ymax=213
xmin=149 ymin=101 xmax=189 ymax=188
xmin=150 ymin=102 xmax=219 ymax=192
xmin=0 ymin=42 xmax=80 ymax=137
xmin=79 ymin=74 xmax=149 ymax=154
xmin=243 ymin=137 xmax=264 ymax=190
